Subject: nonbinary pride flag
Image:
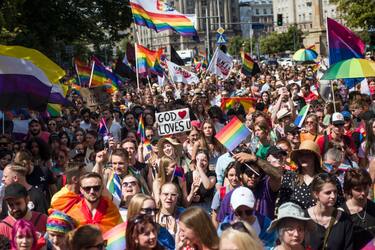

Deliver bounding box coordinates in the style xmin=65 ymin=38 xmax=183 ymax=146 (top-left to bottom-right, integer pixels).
xmin=215 ymin=116 xmax=250 ymax=151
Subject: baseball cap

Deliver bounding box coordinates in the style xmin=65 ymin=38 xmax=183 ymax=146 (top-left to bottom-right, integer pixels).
xmin=230 ymin=187 xmax=255 ymax=210
xmin=341 ymin=111 xmax=351 ymax=120
xmin=331 ymin=112 xmax=345 ymax=126
xmin=4 ymin=183 xmax=28 ymax=200
xmin=284 ymin=123 xmax=299 ymax=134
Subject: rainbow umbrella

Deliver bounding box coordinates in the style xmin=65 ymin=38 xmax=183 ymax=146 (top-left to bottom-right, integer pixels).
xmin=292 ymin=48 xmax=318 ymax=62
xmin=321 ymin=58 xmax=375 ymax=80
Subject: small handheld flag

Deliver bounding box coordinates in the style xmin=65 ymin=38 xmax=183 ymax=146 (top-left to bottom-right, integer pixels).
xmin=215 ymin=116 xmax=250 ymax=152
xmin=294 ymin=104 xmax=310 ymax=128
xmin=172 ymin=165 xmax=185 ymax=181
xmin=137 ymin=114 xmax=146 ymax=142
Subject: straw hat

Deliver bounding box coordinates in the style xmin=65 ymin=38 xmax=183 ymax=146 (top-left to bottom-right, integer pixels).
xmin=267 ymin=202 xmax=311 ymax=233
xmin=157 ymin=137 xmax=183 ymax=158
xmin=290 ymin=140 xmax=321 ymax=169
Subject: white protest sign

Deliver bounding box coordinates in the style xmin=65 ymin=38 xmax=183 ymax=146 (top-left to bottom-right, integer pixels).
xmin=166 ymin=60 xmax=199 ymax=84
xmin=156 ymin=108 xmax=192 ymax=136
xmin=207 ymin=47 xmax=233 ymax=79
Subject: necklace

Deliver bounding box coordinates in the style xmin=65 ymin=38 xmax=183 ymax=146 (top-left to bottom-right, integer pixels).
xmin=355 ymin=206 xmax=367 ymax=223
xmin=312 ymin=206 xmax=330 ymax=226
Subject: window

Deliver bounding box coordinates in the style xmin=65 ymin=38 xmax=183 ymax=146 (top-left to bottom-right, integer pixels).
xmin=256 ymin=9 xmax=259 ymax=14
xmin=263 ymin=9 xmax=267 ymax=14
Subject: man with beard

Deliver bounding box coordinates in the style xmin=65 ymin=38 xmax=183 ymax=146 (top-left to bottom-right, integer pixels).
xmin=67 ymin=172 xmax=122 ymax=234
xmin=26 ymin=119 xmax=50 ymax=144
xmin=79 ymin=108 xmax=92 ymax=131
xmin=1 ymin=163 xmax=48 ymax=217
xmin=0 ymin=183 xmax=48 ymax=239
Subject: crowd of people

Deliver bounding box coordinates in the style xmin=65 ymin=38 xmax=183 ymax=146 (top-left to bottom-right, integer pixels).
xmin=0 ymin=56 xmax=375 ymax=250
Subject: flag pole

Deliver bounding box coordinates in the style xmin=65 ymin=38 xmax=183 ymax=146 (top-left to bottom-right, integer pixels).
xmin=88 ymin=60 xmax=95 ymax=88
xmin=1 ymin=111 xmax=4 ymax=134
xmin=325 ymin=17 xmax=336 ymax=112
xmin=74 ymin=59 xmax=82 ymax=86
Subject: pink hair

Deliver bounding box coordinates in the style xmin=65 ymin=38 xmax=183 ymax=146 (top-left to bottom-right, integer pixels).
xmin=11 ymin=219 xmax=38 ymax=250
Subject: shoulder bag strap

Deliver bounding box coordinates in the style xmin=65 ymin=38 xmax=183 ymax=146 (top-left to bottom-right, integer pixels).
xmin=322 ymin=209 xmax=338 ymax=250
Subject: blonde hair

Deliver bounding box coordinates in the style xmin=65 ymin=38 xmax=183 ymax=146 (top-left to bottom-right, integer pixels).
xmin=157 ymin=156 xmax=177 ymax=186
xmin=127 ymin=193 xmax=154 ymax=220
xmin=179 ymin=207 xmax=219 ymax=250
xmin=220 ymin=228 xmax=263 ymax=250
xmin=13 ymin=150 xmax=33 ymax=173
xmin=6 ymin=163 xmax=29 ymax=177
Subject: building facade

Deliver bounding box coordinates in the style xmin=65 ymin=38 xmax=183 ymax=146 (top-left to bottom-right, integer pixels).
xmin=138 ymin=0 xmax=240 ymax=58
xmin=239 ymin=0 xmax=274 ymax=39
xmin=272 ymin=0 xmax=338 ymax=32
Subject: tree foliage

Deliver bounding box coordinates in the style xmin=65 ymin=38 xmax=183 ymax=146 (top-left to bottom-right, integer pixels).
xmin=259 ymin=26 xmax=304 ymax=55
xmin=0 ymin=0 xmax=133 ymax=60
xmin=331 ymin=0 xmax=375 ymax=30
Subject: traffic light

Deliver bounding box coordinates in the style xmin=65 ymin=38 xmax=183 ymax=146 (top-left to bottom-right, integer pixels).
xmin=277 ymin=14 xmax=283 ymax=26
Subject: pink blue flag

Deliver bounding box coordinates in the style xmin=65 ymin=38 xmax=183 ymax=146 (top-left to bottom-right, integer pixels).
xmin=99 ymin=118 xmax=108 ymax=136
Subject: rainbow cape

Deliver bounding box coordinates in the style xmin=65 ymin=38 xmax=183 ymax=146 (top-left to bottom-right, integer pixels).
xmin=136 ymin=44 xmax=164 ymax=76
xmin=103 ymin=222 xmax=127 ymax=250
xmin=215 ymin=116 xmax=250 ymax=151
xmin=130 ymin=0 xmax=198 ymax=40
xmin=221 ymin=97 xmax=256 ymax=113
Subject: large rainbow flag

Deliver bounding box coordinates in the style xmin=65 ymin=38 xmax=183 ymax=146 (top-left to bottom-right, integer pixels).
xmin=74 ymin=59 xmax=91 ymax=87
xmin=215 ymin=116 xmax=251 ymax=151
xmin=241 ymin=51 xmax=260 ymax=76
xmin=136 ymin=44 xmax=164 ymax=76
xmin=130 ymin=0 xmax=198 ymax=40
xmin=221 ymin=97 xmax=256 ymax=113
xmin=103 ymin=222 xmax=127 ymax=250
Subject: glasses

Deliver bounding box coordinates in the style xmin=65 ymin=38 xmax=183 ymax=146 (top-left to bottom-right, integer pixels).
xmin=235 ymin=208 xmax=253 ymax=217
xmin=122 ymin=181 xmax=137 ymax=187
xmin=81 ymin=185 xmax=101 ymax=193
xmin=140 ymin=208 xmax=159 ymax=215
xmin=48 ymin=123 xmax=56 ymax=126
xmin=305 ymin=121 xmax=315 ymax=125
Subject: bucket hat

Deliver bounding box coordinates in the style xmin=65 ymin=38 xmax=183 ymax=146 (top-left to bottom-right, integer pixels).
xmin=290 ymin=140 xmax=321 ymax=169
xmin=267 ymin=202 xmax=311 ymax=232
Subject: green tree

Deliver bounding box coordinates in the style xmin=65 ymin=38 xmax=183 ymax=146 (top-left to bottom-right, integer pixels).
xmin=0 ymin=0 xmax=133 ymax=60
xmin=259 ymin=26 xmax=303 ymax=54
xmin=331 ymin=0 xmax=375 ymax=30
xmin=228 ymin=36 xmax=244 ymax=55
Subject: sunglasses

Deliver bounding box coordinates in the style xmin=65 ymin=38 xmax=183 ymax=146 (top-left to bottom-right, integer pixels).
xmin=235 ymin=208 xmax=253 ymax=217
xmin=48 ymin=123 xmax=56 ymax=126
xmin=122 ymin=181 xmax=137 ymax=187
xmin=81 ymin=185 xmax=101 ymax=193
xmin=140 ymin=208 xmax=159 ymax=215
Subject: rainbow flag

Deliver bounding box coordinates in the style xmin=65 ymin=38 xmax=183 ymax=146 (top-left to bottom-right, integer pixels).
xmin=294 ymin=104 xmax=310 ymax=128
xmin=89 ymin=57 xmax=121 ymax=89
xmin=241 ymin=52 xmax=260 ymax=76
xmin=47 ymin=103 xmax=61 ymax=117
xmin=221 ymin=97 xmax=256 ymax=113
xmin=107 ymin=172 xmax=122 ymax=201
xmin=74 ymin=59 xmax=91 ymax=87
xmin=103 ymin=222 xmax=127 ymax=250
xmin=215 ymin=116 xmax=251 ymax=151
xmin=137 ymin=114 xmax=146 ymax=142
xmin=130 ymin=0 xmax=198 ymax=40
xmin=136 ymin=44 xmax=164 ymax=76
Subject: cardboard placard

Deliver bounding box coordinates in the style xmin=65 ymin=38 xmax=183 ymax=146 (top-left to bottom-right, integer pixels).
xmin=80 ymin=88 xmax=110 ymax=111
xmin=156 ymin=108 xmax=192 ymax=136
